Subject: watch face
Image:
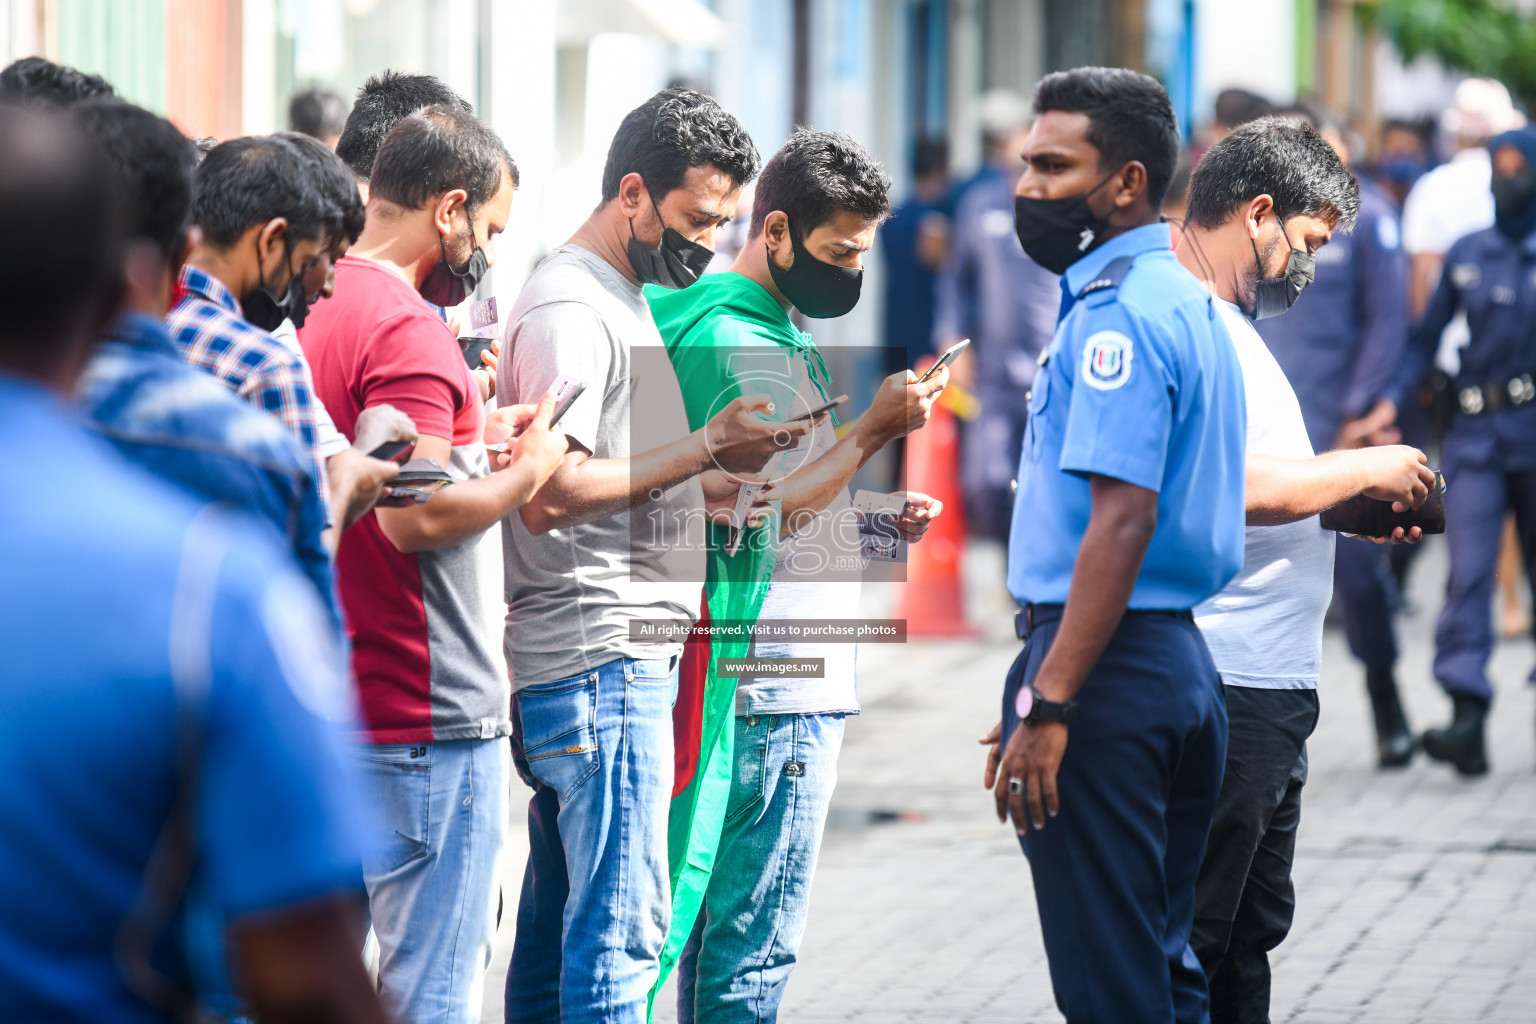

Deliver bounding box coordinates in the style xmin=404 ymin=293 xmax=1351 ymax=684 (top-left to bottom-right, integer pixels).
xmin=1014 ymin=684 xmax=1035 ymax=721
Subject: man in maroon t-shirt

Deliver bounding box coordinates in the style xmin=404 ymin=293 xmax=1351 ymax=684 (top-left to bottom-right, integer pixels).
xmin=299 ymin=104 xmax=568 ymax=1022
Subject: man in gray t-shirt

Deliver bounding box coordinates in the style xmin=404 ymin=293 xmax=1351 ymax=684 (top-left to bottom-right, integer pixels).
xmin=496 ymin=88 xmax=808 ymax=1024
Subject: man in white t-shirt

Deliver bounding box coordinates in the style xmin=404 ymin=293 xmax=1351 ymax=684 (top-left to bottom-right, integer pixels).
xmin=1174 ymin=118 xmax=1437 ymax=1024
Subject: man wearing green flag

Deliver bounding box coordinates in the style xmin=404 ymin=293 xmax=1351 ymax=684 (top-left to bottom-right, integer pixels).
xmin=650 ymin=128 xmax=948 ymax=1022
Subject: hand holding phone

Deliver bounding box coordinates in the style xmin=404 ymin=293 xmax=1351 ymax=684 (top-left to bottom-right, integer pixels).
xmin=918 ymin=338 xmax=970 ymax=383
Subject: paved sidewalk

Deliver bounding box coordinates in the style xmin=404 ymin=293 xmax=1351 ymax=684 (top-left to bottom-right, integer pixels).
xmin=485 ymin=538 xmax=1536 ymax=1022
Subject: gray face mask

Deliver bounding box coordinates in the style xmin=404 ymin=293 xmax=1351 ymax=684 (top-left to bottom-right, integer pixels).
xmin=1247 ymin=213 xmax=1315 ymax=320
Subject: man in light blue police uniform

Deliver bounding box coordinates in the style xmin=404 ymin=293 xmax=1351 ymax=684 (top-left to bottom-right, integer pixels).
xmin=1406 ymin=126 xmax=1536 ymax=776
xmin=0 ymin=101 xmax=385 ymax=1024
xmin=980 ymin=68 xmax=1247 ymax=1024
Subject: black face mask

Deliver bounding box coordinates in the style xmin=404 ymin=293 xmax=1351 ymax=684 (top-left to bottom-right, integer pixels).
xmin=1013 ymin=175 xmax=1114 ymax=275
xmin=1247 ymin=213 xmax=1315 ymax=321
xmin=767 ymin=221 xmax=863 ymax=319
xmin=626 ymin=189 xmax=714 ymax=289
xmin=419 ymin=204 xmax=488 ymax=307
xmin=1492 ymin=170 xmax=1536 ymax=240
xmin=241 ymin=237 xmax=304 ymax=332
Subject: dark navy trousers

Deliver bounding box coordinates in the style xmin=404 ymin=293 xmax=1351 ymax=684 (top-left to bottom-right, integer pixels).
xmin=1435 ymin=457 xmax=1536 ymax=701
xmin=1333 ymin=535 xmax=1398 ymax=672
xmin=1004 ymin=606 xmax=1228 ymax=1024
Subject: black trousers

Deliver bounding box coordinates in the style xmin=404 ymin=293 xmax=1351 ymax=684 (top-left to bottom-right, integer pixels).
xmin=1191 ymin=685 xmax=1319 ymax=1024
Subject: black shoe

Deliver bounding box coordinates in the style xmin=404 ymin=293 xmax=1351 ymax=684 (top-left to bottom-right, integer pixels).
xmin=1422 ymin=695 xmax=1490 ymax=776
xmin=1366 ymin=669 xmax=1414 ymax=768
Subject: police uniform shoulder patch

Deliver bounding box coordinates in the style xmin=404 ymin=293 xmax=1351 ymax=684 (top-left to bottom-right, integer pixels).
xmin=1081 ymin=330 xmax=1134 ymax=391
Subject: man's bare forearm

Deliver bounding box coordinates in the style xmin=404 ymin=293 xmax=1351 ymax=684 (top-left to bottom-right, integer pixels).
xmin=520 ymin=432 xmax=711 ymax=534
xmin=1031 ymin=477 xmax=1157 ymax=705
xmin=1246 ymin=451 xmax=1375 ymax=526
xmin=380 ymin=461 xmax=548 ymax=552
xmin=778 ymin=420 xmax=890 ymax=537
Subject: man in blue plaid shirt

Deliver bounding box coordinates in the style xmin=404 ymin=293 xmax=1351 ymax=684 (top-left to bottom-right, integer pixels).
xmin=167 ymin=136 xmax=332 ymax=498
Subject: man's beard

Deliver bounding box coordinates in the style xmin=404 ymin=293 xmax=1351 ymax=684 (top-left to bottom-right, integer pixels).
xmin=1239 ymin=233 xmax=1284 ymax=318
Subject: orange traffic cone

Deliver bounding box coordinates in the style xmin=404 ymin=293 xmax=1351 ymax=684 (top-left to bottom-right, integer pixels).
xmin=897 ymin=391 xmax=978 ymax=637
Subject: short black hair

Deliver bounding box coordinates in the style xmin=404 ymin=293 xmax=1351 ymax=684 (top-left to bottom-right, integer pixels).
xmin=1187 ymin=115 xmax=1360 ymax=232
xmin=192 ymin=136 xmax=330 ymax=250
xmin=275 ymin=130 xmax=365 ymax=248
xmin=0 ymin=103 xmax=123 ymax=361
xmin=71 ymin=98 xmax=195 ymax=262
xmin=289 ymin=86 xmax=349 ymax=141
xmin=0 ymin=56 xmax=115 ymax=106
xmin=1214 ymin=88 xmax=1274 ymax=130
xmin=1033 ymin=66 xmax=1181 ymax=210
xmin=369 ymin=105 xmax=515 ymax=216
xmin=335 ymin=70 xmax=473 ymax=181
xmin=750 ymin=127 xmax=891 ymax=239
xmin=601 ymin=87 xmax=759 ymax=202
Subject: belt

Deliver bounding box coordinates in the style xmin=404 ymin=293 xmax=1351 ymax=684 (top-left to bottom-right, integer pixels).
xmin=1456 ymin=372 xmax=1536 ymax=416
xmin=1014 ymin=603 xmax=1194 ymax=640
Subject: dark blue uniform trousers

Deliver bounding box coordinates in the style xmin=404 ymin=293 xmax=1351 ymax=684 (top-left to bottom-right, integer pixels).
xmin=1436 ymin=456 xmax=1536 ymax=700
xmin=1004 ymin=606 xmax=1228 ymax=1024
xmin=1333 ymin=535 xmax=1398 ymax=672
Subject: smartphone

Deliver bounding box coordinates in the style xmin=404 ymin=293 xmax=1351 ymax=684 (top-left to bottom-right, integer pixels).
xmin=549 ymin=379 xmax=587 ymax=427
xmin=368 ymin=439 xmax=415 ymax=464
xmin=787 ymin=394 xmax=849 ymax=422
xmin=918 ymin=337 xmax=971 ymax=383
xmin=459 ymin=336 xmax=495 ymax=371
xmin=486 ymin=378 xmax=587 ymax=455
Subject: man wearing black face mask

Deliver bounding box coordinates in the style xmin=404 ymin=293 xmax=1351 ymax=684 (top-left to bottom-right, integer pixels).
xmin=1405 ymin=126 xmax=1536 ymax=779
xmin=982 ymin=67 xmax=1248 ymax=1024
xmin=297 ymin=104 xmax=568 ymax=1024
xmin=498 ymin=88 xmax=814 ymax=1024
xmin=1175 ymin=117 xmax=1434 ymax=1024
xmin=169 ymin=135 xmax=335 ymax=497
xmin=647 ymin=128 xmax=948 ymax=1022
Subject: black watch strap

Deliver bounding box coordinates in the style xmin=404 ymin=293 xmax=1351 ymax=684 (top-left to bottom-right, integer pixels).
xmin=1025 ymin=685 xmax=1077 ymax=725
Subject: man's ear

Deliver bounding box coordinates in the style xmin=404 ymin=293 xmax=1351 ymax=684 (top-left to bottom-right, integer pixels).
xmin=1244 ymin=194 xmax=1275 ymax=238
xmin=433 ymin=189 xmax=468 ymax=236
xmin=257 ymin=217 xmax=289 ymax=264
xmin=762 ymin=211 xmax=792 ymax=268
xmin=1111 ymin=161 xmax=1149 ymax=209
xmin=617 ymin=172 xmax=646 ymax=217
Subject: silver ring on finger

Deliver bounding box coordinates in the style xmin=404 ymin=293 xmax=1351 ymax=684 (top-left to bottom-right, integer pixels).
xmin=1008 ymin=777 xmax=1025 ymax=795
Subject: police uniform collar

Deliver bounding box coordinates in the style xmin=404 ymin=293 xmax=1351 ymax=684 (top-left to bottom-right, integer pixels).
xmin=1062 ymin=222 xmax=1171 ymax=299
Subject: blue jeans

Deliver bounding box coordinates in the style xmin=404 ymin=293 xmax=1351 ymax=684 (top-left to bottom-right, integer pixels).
xmin=676 ymin=713 xmax=846 ymax=1024
xmin=354 ymin=738 xmax=508 ymax=1024
xmin=505 ymin=656 xmax=678 ymax=1024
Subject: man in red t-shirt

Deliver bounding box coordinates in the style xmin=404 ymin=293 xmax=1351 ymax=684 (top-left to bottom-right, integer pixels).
xmin=299 ymin=104 xmax=567 ymax=1022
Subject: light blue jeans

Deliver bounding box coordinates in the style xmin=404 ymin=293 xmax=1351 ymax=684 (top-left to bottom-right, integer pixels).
xmin=354 ymin=737 xmax=508 ymax=1024
xmin=505 ymin=655 xmax=678 ymax=1024
xmin=677 ymin=712 xmax=846 ymax=1024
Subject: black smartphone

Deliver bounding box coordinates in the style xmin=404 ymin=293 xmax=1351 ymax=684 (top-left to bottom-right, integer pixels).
xmin=459 ymin=336 xmax=494 ymax=371
xmin=918 ymin=337 xmax=971 ymax=382
xmin=368 ymin=440 xmax=416 ymax=464
xmin=787 ymin=394 xmax=848 ymax=422
xmin=549 ymin=379 xmax=587 ymax=427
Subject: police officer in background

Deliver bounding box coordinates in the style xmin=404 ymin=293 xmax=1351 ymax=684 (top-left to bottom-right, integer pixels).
xmin=980 ymin=67 xmax=1247 ymax=1023
xmin=1406 ymin=126 xmax=1536 ymax=776
xmin=1254 ymin=113 xmax=1417 ymax=768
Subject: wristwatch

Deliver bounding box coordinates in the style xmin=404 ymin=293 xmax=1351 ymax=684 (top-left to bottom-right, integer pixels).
xmin=1015 ymin=683 xmax=1077 ymax=725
